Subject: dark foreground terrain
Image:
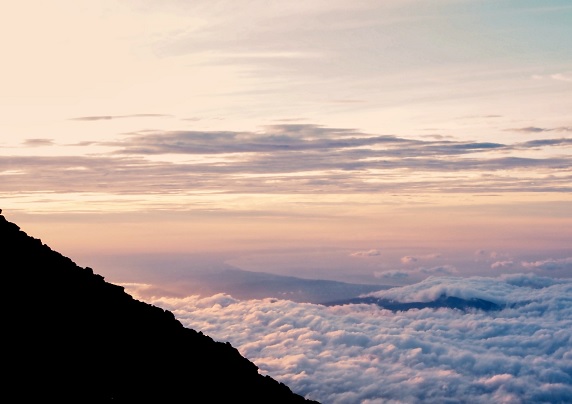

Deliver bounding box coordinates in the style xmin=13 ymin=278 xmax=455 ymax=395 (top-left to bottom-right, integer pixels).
xmin=1 ymin=211 xmax=318 ymax=403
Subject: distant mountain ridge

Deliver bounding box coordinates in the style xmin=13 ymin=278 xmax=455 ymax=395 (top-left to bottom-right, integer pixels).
xmin=160 ymin=267 xmax=392 ymax=303
xmin=85 ymin=253 xmax=392 ymax=304
xmin=324 ymin=294 xmax=502 ymax=312
xmin=1 ymin=211 xmax=319 ymax=403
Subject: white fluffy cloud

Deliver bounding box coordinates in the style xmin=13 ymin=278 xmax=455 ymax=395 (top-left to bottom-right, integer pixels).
xmin=126 ymin=273 xmax=572 ymax=403
xmin=401 ymin=256 xmax=418 ymax=264
xmin=350 ymin=249 xmax=381 ymax=257
xmin=522 ymin=257 xmax=572 ymax=271
xmin=374 ymin=265 xmax=458 ymax=283
xmin=491 ymin=260 xmax=515 ymax=269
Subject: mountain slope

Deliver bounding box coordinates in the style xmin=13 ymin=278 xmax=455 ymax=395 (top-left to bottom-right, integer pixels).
xmin=1 ymin=211 xmax=318 ymax=403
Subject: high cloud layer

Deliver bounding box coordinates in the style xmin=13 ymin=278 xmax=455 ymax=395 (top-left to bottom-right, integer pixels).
xmin=3 ymin=124 xmax=572 ymax=196
xmin=127 ymin=273 xmax=572 ymax=403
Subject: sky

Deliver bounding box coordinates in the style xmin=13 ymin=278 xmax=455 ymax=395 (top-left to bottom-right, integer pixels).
xmin=3 ymin=2 xmax=572 ymax=402
xmin=1 ymin=0 xmax=572 ymax=287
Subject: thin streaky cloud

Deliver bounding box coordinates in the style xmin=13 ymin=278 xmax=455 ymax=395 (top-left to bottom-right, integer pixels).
xmin=517 ymin=138 xmax=572 ymax=148
xmin=3 ymin=121 xmax=572 ymax=196
xmin=506 ymin=126 xmax=572 ymax=133
xmin=330 ymin=99 xmax=367 ymax=104
xmin=531 ymin=72 xmax=572 ymax=82
xmin=106 ymin=127 xmax=414 ymax=155
xmin=457 ymin=114 xmax=503 ymax=120
xmin=70 ymin=114 xmax=173 ymax=121
xmin=22 ymin=138 xmax=54 ymax=147
xmin=550 ymin=73 xmax=572 ymax=83
xmin=66 ymin=141 xmax=98 ymax=147
xmin=103 ymin=125 xmax=519 ymax=158
xmin=273 ymin=118 xmax=309 ymax=122
xmin=1 ymin=155 xmax=570 ymax=196
xmin=350 ymin=249 xmax=381 ymax=257
xmin=506 ymin=126 xmax=550 ymax=133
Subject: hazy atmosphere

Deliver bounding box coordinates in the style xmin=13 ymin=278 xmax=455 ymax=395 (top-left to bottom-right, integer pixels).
xmin=2 ymin=1 xmax=571 ymax=402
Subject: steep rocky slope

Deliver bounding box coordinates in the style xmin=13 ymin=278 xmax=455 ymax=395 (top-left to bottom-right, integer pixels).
xmin=1 ymin=211 xmax=318 ymax=403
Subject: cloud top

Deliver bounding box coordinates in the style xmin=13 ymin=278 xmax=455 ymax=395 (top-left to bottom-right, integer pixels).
xmin=522 ymin=257 xmax=572 ymax=271
xmin=127 ymin=273 xmax=572 ymax=403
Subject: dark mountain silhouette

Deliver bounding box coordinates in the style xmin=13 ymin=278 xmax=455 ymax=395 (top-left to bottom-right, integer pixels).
xmin=324 ymin=294 xmax=501 ymax=312
xmin=1 ymin=211 xmax=319 ymax=403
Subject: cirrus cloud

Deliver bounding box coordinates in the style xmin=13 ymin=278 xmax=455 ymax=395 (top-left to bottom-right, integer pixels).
xmin=22 ymin=138 xmax=54 ymax=147
xmin=70 ymin=113 xmax=172 ymax=121
xmin=3 ymin=123 xmax=572 ymax=199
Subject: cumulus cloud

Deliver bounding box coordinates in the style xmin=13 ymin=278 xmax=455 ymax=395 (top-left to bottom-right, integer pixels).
xmin=401 ymin=256 xmax=418 ymax=264
xmin=127 ymin=274 xmax=572 ymax=403
xmin=351 ymin=249 xmax=381 ymax=257
xmin=522 ymin=257 xmax=572 ymax=271
xmin=364 ymin=273 xmax=565 ymax=304
xmin=491 ymin=260 xmax=515 ymax=269
xmin=376 ymin=265 xmax=458 ymax=283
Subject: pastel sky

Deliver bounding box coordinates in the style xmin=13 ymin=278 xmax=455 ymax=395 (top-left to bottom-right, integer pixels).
xmin=2 ymin=0 xmax=571 ymax=285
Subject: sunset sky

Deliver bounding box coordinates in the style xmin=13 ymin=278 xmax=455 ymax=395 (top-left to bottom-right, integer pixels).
xmin=2 ymin=0 xmax=571 ymax=286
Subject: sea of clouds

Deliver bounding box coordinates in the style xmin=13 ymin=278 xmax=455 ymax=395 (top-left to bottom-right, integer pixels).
xmin=126 ymin=273 xmax=572 ymax=403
